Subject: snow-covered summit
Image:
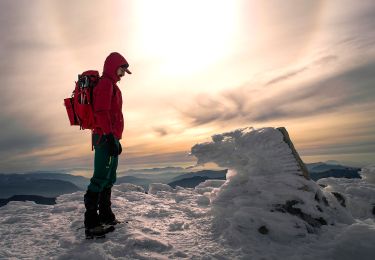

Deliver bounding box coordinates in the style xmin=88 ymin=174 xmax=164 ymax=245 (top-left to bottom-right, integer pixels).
xmin=1 ymin=127 xmax=375 ymax=259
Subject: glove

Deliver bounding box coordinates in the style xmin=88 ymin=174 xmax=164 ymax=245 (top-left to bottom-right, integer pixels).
xmin=118 ymin=142 xmax=122 ymax=155
xmin=106 ymin=133 xmax=119 ymax=156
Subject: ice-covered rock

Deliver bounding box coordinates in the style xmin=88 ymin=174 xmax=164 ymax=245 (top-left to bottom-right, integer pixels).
xmin=191 ymin=127 xmax=355 ymax=247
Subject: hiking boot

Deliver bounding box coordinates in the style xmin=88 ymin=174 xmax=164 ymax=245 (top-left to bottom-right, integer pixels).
xmin=85 ymin=226 xmax=107 ymax=239
xmin=84 ymin=190 xmax=107 ymax=238
xmin=98 ymin=187 xmax=119 ymax=225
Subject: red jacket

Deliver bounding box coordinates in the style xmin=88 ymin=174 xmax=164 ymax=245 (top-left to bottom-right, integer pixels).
xmin=93 ymin=52 xmax=128 ymax=139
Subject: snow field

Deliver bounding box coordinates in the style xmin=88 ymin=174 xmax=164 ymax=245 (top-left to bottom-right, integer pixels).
xmin=0 ymin=183 xmax=238 ymax=259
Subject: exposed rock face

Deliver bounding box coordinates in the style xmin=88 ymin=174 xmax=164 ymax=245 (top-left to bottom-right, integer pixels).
xmin=274 ymin=200 xmax=327 ymax=227
xmin=277 ymin=127 xmax=310 ymax=180
xmin=258 ymin=225 xmax=269 ymax=234
xmin=332 ymin=192 xmax=346 ymax=207
xmin=191 ymin=127 xmax=354 ymax=245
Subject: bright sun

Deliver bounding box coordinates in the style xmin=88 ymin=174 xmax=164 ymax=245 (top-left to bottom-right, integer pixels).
xmin=133 ymin=0 xmax=239 ymax=76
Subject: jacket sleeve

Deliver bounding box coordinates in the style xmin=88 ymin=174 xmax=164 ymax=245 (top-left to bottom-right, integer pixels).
xmin=93 ymin=78 xmax=113 ymax=134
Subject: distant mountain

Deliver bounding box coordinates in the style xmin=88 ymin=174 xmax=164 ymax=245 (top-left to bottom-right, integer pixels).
xmin=0 ymin=174 xmax=81 ymax=198
xmin=133 ymin=172 xmax=187 ymax=183
xmin=168 ymin=175 xmax=226 ymax=188
xmin=170 ymin=169 xmax=228 ymax=182
xmin=120 ymin=170 xmax=188 ymax=184
xmin=21 ymin=172 xmax=89 ymax=189
xmin=306 ymin=162 xmax=358 ymax=173
xmin=324 ymin=160 xmax=341 ymax=165
xmin=305 ymin=162 xmax=361 ymax=181
xmin=117 ymin=169 xmax=228 ymax=190
xmin=0 ymin=195 xmax=56 ymax=207
xmin=121 ymin=167 xmax=186 ymax=176
xmin=309 ymin=169 xmax=361 ymax=181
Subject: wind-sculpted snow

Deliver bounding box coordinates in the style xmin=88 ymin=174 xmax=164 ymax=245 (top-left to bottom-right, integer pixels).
xmin=359 ymin=165 xmax=375 ymax=184
xmin=318 ymin=174 xmax=375 ymax=220
xmin=191 ymin=127 xmax=375 ymax=259
xmin=191 ymin=128 xmax=339 ymax=236
xmin=1 ymin=128 xmax=375 ymax=259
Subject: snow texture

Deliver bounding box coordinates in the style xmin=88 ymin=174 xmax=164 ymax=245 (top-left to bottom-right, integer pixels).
xmin=0 ymin=127 xmax=375 ymax=259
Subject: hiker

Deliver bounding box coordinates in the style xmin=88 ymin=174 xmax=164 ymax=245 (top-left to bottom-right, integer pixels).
xmin=83 ymin=52 xmax=132 ymax=238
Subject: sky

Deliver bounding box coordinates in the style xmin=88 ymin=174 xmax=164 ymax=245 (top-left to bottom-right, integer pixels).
xmin=0 ymin=0 xmax=374 ymax=173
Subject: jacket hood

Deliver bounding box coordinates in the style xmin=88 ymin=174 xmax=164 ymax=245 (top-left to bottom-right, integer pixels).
xmin=102 ymin=52 xmax=128 ymax=82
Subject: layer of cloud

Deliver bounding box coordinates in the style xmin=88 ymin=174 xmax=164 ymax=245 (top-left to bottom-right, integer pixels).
xmin=0 ymin=115 xmax=48 ymax=161
xmin=153 ymin=127 xmax=169 ymax=137
xmin=1 ymin=0 xmax=375 ymax=172
xmin=121 ymin=151 xmax=194 ymax=168
xmin=265 ymin=55 xmax=338 ymax=86
xmin=179 ymin=60 xmax=375 ymax=126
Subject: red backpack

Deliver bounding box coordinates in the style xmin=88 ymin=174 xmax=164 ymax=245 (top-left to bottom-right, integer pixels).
xmin=64 ymin=70 xmax=100 ymax=130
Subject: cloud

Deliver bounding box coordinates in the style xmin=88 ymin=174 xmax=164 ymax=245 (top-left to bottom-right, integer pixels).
xmin=0 ymin=1 xmax=99 ymax=172
xmin=0 ymin=114 xmax=52 ymax=172
xmin=265 ymin=67 xmax=308 ymax=86
xmin=313 ymin=55 xmax=338 ymax=66
xmin=336 ymin=2 xmax=375 ymax=50
xmin=302 ymin=140 xmax=375 ymax=157
xmin=180 ymin=60 xmax=375 ymax=126
xmin=152 ymin=125 xmax=186 ymax=137
xmin=0 ymin=116 xmax=48 ymax=154
xmin=265 ymin=55 xmax=338 ymax=86
xmin=153 ymin=127 xmax=169 ymax=137
xmin=121 ymin=151 xmax=194 ymax=168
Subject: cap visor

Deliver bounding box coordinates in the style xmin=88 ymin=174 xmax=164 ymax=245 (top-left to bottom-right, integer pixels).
xmin=125 ymin=68 xmax=132 ymax=74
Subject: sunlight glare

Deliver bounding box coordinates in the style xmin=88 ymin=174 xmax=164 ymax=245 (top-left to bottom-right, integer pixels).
xmin=133 ymin=0 xmax=239 ymax=76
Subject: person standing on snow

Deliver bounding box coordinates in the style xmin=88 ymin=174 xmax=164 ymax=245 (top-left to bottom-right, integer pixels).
xmin=84 ymin=52 xmax=132 ymax=238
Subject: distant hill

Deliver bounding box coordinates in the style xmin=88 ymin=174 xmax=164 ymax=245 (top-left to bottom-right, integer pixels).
xmin=0 ymin=195 xmax=56 ymax=207
xmin=306 ymin=162 xmax=361 ymax=181
xmin=0 ymin=175 xmax=81 ymax=198
xmin=122 ymin=167 xmax=185 ymax=175
xmin=168 ymin=175 xmax=226 ymax=188
xmin=170 ymin=169 xmax=228 ymax=182
xmin=22 ymin=172 xmax=89 ymax=189
xmin=306 ymin=162 xmax=358 ymax=173
xmin=121 ymin=171 xmax=188 ymax=184
xmin=309 ymin=169 xmax=361 ymax=181
xmin=117 ymin=169 xmax=228 ymax=190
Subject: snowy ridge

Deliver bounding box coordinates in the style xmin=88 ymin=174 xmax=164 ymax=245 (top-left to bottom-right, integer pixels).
xmin=1 ymin=127 xmax=375 ymax=259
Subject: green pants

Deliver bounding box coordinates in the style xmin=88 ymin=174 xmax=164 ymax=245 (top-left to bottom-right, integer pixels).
xmin=87 ymin=134 xmax=119 ymax=192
